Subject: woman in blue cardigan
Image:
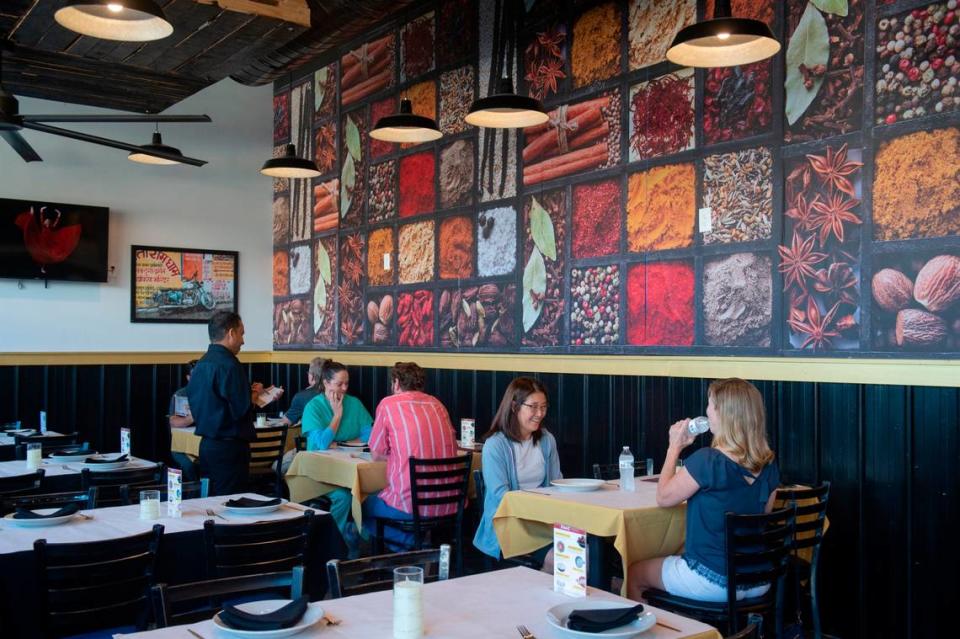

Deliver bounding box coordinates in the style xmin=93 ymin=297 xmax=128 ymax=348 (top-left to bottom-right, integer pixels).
xmin=473 ymin=377 xmax=562 ymax=567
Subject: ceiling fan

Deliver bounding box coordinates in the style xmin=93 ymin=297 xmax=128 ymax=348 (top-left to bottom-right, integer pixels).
xmin=0 ymin=45 xmax=211 ymax=167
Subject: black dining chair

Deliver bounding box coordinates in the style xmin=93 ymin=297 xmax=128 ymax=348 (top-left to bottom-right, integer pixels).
xmin=1 ymin=487 xmax=98 ymax=516
xmin=33 ymin=524 xmax=164 ymax=638
xmin=151 ymin=566 xmax=305 ymax=628
xmin=326 ymin=548 xmax=448 ymax=599
xmin=248 ymin=424 xmax=289 ymax=497
xmin=592 ymin=459 xmax=650 ymax=480
xmin=119 ymin=478 xmax=210 ymax=505
xmin=203 ymin=511 xmax=314 ymax=578
xmin=372 ymin=454 xmax=472 ymax=577
xmin=472 ymin=468 xmax=542 ymax=572
xmin=725 ymin=618 xmax=762 ymax=639
xmin=81 ymin=464 xmax=166 ymax=507
xmin=777 ymin=482 xmax=831 ymax=639
xmin=643 ymin=506 xmax=796 ymax=637
xmin=0 ymin=468 xmax=45 ymax=499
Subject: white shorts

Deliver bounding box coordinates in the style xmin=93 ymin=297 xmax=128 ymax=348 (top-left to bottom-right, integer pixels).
xmin=661 ymin=556 xmax=770 ymax=603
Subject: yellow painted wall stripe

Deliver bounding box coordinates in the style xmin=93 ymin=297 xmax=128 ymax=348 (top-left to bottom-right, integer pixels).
xmin=0 ymin=351 xmax=957 ymax=388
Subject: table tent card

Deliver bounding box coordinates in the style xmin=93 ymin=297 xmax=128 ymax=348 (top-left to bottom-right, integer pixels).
xmin=39 ymin=411 xmax=46 ymax=435
xmin=167 ymin=468 xmax=182 ymax=518
xmin=174 ymin=395 xmax=190 ymax=417
xmin=460 ymin=418 xmax=475 ymax=448
xmin=554 ymin=523 xmax=588 ymax=597
xmin=120 ymin=427 xmax=131 ymax=455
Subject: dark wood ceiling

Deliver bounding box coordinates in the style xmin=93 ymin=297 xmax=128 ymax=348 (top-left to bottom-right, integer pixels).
xmin=0 ymin=0 xmax=415 ymax=113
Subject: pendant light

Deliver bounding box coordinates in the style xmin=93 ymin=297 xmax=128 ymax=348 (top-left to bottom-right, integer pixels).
xmin=128 ymin=127 xmax=184 ymax=165
xmin=54 ymin=0 xmax=174 ymax=42
xmin=370 ymin=98 xmax=442 ymax=143
xmin=260 ymin=143 xmax=321 ymax=179
xmin=466 ymin=77 xmax=548 ymax=129
xmin=666 ymin=0 xmax=780 ymax=68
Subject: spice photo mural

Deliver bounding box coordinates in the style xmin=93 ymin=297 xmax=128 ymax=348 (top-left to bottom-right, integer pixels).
xmin=271 ymin=0 xmax=960 ymax=358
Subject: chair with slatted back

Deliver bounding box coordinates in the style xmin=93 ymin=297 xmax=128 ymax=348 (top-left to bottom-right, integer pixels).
xmin=777 ymin=482 xmax=830 ymax=639
xmin=249 ymin=425 xmax=289 ymax=497
xmin=372 ymin=454 xmax=471 ymax=577
xmin=472 ymin=468 xmax=543 ymax=572
xmin=81 ymin=464 xmax=166 ymax=507
xmin=592 ymin=460 xmax=650 ymax=480
xmin=1 ymin=487 xmax=98 ymax=517
xmin=33 ymin=524 xmax=164 ymax=638
xmin=151 ymin=566 xmax=305 ymax=628
xmin=326 ymin=549 xmax=447 ymax=599
xmin=203 ymin=511 xmax=314 ymax=579
xmin=643 ymin=506 xmax=796 ymax=637
xmin=0 ymin=469 xmax=45 ymax=499
xmin=119 ymin=478 xmax=209 ymax=505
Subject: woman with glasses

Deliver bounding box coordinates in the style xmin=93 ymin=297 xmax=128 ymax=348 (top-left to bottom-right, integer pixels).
xmin=473 ymin=376 xmax=562 ymax=568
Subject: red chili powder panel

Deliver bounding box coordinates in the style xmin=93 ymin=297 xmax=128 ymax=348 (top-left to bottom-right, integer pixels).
xmin=370 ymin=96 xmax=397 ymax=160
xmin=572 ymin=179 xmax=621 ymax=259
xmin=438 ymin=215 xmax=474 ymax=279
xmin=626 ymin=261 xmax=695 ymax=346
xmin=272 ymin=250 xmax=289 ymax=296
xmin=399 ymin=152 xmax=436 ymax=217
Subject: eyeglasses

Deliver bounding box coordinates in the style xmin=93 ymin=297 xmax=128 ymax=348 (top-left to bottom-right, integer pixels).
xmin=520 ymin=402 xmax=549 ymax=412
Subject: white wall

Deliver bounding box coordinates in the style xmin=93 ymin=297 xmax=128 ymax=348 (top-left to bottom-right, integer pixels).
xmin=0 ymin=79 xmax=273 ymax=352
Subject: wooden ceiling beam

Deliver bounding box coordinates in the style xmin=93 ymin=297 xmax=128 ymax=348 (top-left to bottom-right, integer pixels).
xmin=192 ymin=0 xmax=311 ymax=28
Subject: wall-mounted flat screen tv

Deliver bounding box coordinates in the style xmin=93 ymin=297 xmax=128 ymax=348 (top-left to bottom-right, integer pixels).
xmin=0 ymin=198 xmax=109 ymax=282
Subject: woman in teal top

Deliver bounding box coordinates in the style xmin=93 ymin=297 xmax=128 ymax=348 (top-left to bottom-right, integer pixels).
xmin=298 ymin=359 xmax=373 ymax=554
xmin=300 ymin=359 xmax=373 ymax=449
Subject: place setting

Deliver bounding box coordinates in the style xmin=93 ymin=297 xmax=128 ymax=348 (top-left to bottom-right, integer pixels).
xmin=207 ymin=596 xmax=324 ymax=638
xmin=2 ymin=502 xmax=91 ymax=528
xmin=545 ymin=601 xmax=655 ymax=639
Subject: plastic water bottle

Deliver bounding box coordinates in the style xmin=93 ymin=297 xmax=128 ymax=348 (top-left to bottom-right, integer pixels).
xmin=619 ymin=446 xmax=635 ymax=492
xmin=688 ymin=416 xmax=710 ymax=436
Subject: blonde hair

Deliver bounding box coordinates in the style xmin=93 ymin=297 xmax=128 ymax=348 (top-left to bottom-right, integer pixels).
xmin=708 ymin=378 xmax=774 ymax=473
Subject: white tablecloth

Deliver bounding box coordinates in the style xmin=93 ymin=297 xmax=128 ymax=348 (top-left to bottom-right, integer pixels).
xmin=0 ymin=493 xmax=319 ymax=555
xmin=115 ymin=567 xmax=721 ymax=639
xmin=0 ymin=430 xmax=66 ymax=447
xmin=0 ymin=456 xmax=157 ymax=479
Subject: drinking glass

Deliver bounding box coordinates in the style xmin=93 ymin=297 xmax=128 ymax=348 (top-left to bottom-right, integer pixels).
xmin=139 ymin=490 xmax=161 ymax=520
xmin=256 ymin=412 xmax=267 ymax=428
xmin=25 ymin=443 xmax=42 ymax=471
xmin=393 ymin=566 xmax=424 ymax=639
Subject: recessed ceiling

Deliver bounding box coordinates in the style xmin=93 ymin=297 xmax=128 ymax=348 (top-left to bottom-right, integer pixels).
xmin=1 ymin=0 xmax=415 ymax=113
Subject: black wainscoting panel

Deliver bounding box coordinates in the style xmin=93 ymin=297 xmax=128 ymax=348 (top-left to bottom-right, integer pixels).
xmin=0 ymin=361 xmax=956 ymax=639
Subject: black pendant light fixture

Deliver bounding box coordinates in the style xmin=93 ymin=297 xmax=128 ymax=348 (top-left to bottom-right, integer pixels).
xmin=466 ymin=0 xmax=547 ymax=129
xmin=370 ymin=98 xmax=442 ymax=143
xmin=466 ymin=76 xmax=548 ymax=128
xmin=666 ymin=0 xmax=780 ymax=68
xmin=260 ymin=143 xmax=321 ymax=179
xmin=54 ymin=0 xmax=174 ymax=42
xmin=128 ymin=127 xmax=184 ymax=165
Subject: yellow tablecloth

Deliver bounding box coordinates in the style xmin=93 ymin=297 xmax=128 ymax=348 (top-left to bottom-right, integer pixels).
xmin=285 ymin=449 xmax=481 ymax=529
xmin=170 ymin=423 xmax=301 ymax=457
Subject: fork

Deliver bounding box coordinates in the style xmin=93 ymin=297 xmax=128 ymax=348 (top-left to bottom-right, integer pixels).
xmin=205 ymin=508 xmax=227 ymax=521
xmin=517 ymin=624 xmax=536 ymax=639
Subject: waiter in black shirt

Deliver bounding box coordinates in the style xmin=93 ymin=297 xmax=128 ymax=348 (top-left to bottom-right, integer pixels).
xmin=187 ymin=311 xmax=281 ymax=495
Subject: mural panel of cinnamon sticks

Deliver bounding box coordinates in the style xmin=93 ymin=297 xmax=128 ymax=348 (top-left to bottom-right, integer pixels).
xmin=271 ymin=0 xmax=960 ymax=358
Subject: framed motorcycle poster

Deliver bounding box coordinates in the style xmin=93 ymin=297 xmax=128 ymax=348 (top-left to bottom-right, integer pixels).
xmin=130 ymin=245 xmax=239 ymax=323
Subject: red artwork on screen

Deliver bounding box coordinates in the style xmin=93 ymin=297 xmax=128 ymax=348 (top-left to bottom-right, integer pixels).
xmin=14 ymin=206 xmax=82 ymax=273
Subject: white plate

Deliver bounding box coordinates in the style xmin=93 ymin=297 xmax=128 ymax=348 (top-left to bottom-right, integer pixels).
xmin=551 ymin=478 xmax=606 ymax=492
xmin=223 ymin=498 xmax=288 ymax=515
xmin=49 ymin=451 xmax=97 ymax=462
xmin=545 ymin=601 xmax=656 ymax=638
xmin=3 ymin=509 xmax=77 ymax=527
xmin=212 ymin=599 xmax=322 ymax=638
xmin=82 ymin=456 xmax=130 ymax=471
xmin=7 ymin=429 xmax=36 ymax=436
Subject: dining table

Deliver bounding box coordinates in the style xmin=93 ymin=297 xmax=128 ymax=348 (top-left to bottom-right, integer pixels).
xmin=115 ymin=565 xmax=722 ymax=639
xmin=0 ymin=455 xmax=160 ymax=493
xmin=0 ymin=430 xmax=67 ymax=461
xmin=493 ymin=477 xmax=686 ymax=594
xmin=169 ymin=419 xmax=300 ymax=457
xmin=285 ymin=447 xmax=482 ymax=530
xmin=0 ymin=493 xmax=346 ymax=639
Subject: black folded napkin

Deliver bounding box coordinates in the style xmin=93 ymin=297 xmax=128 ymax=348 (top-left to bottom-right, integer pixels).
xmin=225 ymin=496 xmax=283 ymax=508
xmin=567 ymin=604 xmax=644 ymax=633
xmin=85 ymin=454 xmax=128 ymax=464
xmin=13 ymin=503 xmax=81 ymax=520
xmin=220 ymin=596 xmax=308 ymax=630
xmin=49 ymin=447 xmax=92 ymax=457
